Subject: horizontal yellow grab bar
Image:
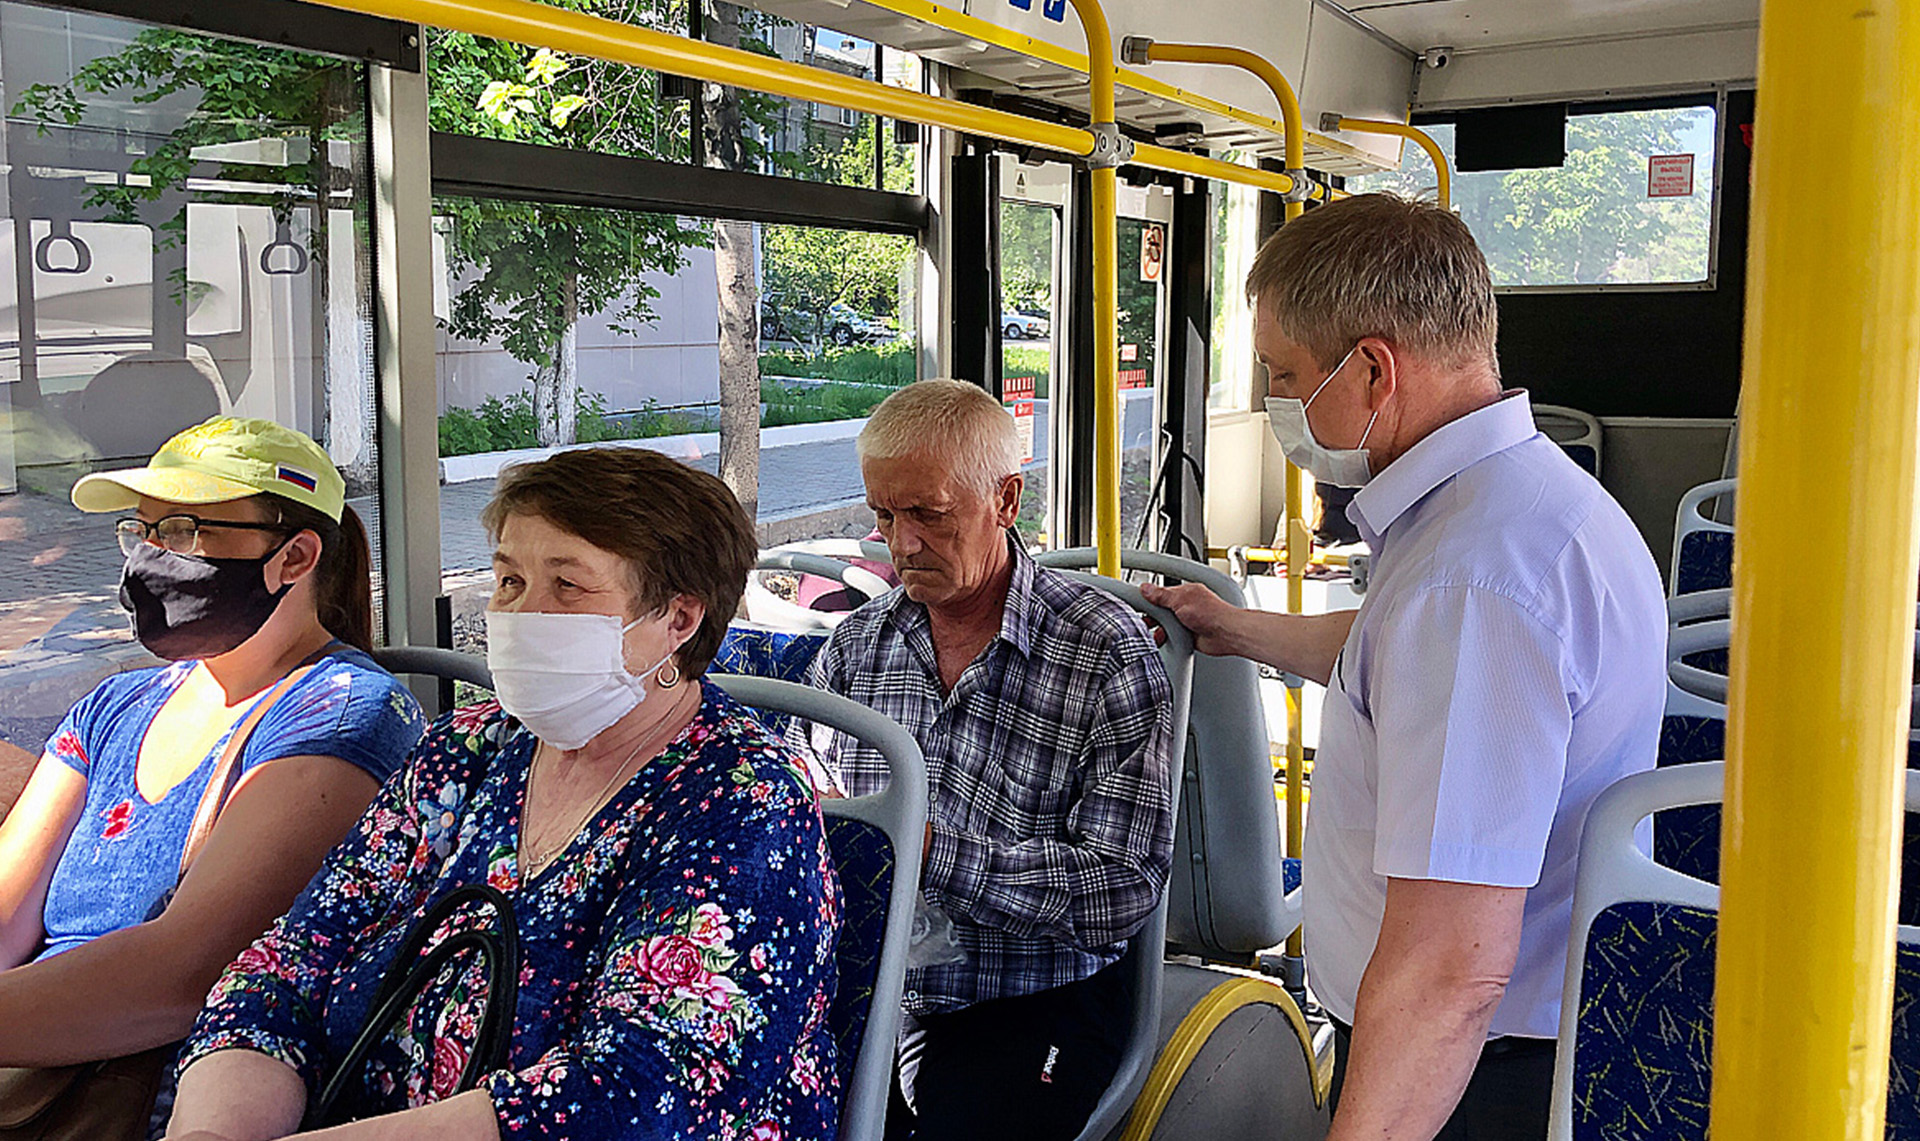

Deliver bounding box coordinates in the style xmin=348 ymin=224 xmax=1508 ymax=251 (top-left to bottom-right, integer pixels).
xmin=302 ymin=0 xmax=1095 ymax=155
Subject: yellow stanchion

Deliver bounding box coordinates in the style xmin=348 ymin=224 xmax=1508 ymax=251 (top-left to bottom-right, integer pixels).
xmin=1061 ymin=0 xmax=1122 ymax=580
xmin=1710 ymin=2 xmax=1920 ymax=1139
xmin=1330 ymin=117 xmax=1449 ymax=209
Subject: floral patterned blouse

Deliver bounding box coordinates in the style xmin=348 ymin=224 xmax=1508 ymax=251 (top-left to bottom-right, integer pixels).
xmin=180 ymin=684 xmax=844 ymax=1140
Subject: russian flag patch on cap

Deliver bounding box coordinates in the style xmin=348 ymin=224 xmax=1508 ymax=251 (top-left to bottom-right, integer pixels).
xmin=277 ymin=464 xmax=319 ymax=492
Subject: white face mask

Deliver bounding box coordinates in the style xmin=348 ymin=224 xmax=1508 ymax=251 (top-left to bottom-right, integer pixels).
xmin=1264 ymin=343 xmax=1379 ymax=488
xmin=484 ymin=610 xmax=676 ymax=751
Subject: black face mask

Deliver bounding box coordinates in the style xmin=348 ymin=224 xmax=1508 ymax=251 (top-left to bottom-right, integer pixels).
xmin=119 ymin=540 xmax=293 ymax=661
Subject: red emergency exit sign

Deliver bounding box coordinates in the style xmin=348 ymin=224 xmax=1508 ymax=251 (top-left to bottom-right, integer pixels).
xmin=1648 ymin=154 xmax=1695 ymax=198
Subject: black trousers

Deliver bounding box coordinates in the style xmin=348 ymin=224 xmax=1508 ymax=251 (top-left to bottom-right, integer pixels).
xmin=1330 ymin=1019 xmax=1556 ymax=1141
xmin=885 ymin=961 xmax=1129 ymax=1141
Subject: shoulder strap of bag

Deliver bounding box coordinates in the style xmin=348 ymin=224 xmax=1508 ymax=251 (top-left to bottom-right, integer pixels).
xmin=175 ymin=649 xmax=334 ymax=881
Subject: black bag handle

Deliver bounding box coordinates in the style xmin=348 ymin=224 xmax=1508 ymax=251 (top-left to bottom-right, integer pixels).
xmin=306 ymin=884 xmax=520 ymax=1129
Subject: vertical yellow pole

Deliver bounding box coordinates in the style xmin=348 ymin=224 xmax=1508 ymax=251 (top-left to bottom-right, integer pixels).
xmin=1066 ymin=0 xmax=1122 ymax=579
xmin=1711 ymin=3 xmax=1920 ymax=1139
xmin=1282 ymin=466 xmax=1308 ymax=958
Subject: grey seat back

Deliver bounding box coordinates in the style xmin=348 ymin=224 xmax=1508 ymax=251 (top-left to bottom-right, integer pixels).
xmin=710 ymin=675 xmax=927 ymax=1141
xmin=1046 ymin=569 xmax=1193 ymax=1141
xmin=1036 ymin=548 xmax=1294 ymax=956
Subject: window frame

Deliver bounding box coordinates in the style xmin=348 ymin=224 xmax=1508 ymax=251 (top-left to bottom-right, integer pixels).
xmin=1406 ymin=88 xmax=1729 ymax=297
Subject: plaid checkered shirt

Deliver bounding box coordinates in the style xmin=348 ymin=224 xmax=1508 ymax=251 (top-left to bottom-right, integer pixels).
xmin=794 ymin=540 xmax=1174 ymax=1015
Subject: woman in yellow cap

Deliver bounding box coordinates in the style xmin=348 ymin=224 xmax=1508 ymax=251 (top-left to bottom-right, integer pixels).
xmin=0 ymin=416 xmax=426 ymax=1138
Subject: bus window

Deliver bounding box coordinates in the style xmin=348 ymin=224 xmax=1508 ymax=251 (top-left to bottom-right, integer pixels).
xmin=1116 ymin=213 xmax=1167 ymax=548
xmin=1350 ymin=103 xmax=1719 ymax=289
xmin=999 ymin=157 xmax=1064 ymax=546
xmin=0 ymin=2 xmax=383 ymax=753
xmin=433 ymin=199 xmax=919 ymax=654
xmin=1209 ymin=173 xmax=1261 ymax=412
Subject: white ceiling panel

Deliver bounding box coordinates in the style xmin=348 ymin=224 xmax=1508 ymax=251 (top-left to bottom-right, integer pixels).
xmin=1340 ymin=0 xmax=1757 ymax=53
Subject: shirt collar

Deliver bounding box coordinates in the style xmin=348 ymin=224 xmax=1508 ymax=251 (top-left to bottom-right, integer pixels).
xmin=1349 ymin=389 xmax=1538 ymax=544
xmin=884 ymin=531 xmax=1036 ymax=657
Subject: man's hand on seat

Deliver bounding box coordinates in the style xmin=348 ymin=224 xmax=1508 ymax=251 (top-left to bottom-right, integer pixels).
xmin=1139 ymin=581 xmax=1246 ymax=657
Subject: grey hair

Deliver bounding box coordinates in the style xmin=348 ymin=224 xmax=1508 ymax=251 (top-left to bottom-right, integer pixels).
xmin=857 ymin=379 xmax=1022 ymax=499
xmin=1245 ymin=192 xmax=1499 ymax=373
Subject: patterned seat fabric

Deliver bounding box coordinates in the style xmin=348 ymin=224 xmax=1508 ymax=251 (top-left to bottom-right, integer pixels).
xmin=1571 ymin=901 xmax=1920 ymax=1141
xmin=822 ymin=815 xmax=894 ymax=1091
xmin=1674 ymin=530 xmax=1733 ymax=595
xmin=1282 ymin=857 xmax=1301 ymax=896
xmin=712 ymin=626 xmax=829 ymax=733
xmin=1655 ymin=720 xmax=1920 ymax=926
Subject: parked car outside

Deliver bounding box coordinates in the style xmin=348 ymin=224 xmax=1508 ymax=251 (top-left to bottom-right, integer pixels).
xmin=1002 ymin=309 xmax=1050 ymax=340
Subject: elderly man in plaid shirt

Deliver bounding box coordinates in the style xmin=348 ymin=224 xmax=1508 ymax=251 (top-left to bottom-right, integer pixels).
xmin=794 ymin=379 xmax=1175 ymax=1141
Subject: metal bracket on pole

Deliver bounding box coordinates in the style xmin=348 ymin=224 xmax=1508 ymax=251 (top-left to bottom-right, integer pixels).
xmin=1279 ymin=168 xmax=1315 ymax=203
xmin=1317 ymin=110 xmax=1344 ymax=134
xmin=1084 ymin=121 xmax=1135 ymax=169
xmin=1119 ymin=35 xmax=1153 ymax=65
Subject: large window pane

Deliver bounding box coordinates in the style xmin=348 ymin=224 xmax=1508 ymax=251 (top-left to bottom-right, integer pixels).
xmin=1209 ymin=176 xmax=1260 ymax=412
xmin=1349 ymin=105 xmax=1718 ymax=288
xmin=0 ymin=5 xmax=380 ymax=752
xmin=434 ymin=198 xmax=917 ymax=652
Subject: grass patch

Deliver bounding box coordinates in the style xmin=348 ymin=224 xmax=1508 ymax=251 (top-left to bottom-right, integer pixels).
xmin=761 ymin=341 xmax=917 ymax=387
xmin=438 ymin=391 xmax=706 ymax=457
xmin=761 ymin=380 xmax=890 ymax=427
xmin=1002 ymin=345 xmax=1050 ymax=399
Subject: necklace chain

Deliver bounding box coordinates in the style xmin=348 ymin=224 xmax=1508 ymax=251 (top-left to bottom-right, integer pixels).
xmin=520 ymin=685 xmax=692 ymax=876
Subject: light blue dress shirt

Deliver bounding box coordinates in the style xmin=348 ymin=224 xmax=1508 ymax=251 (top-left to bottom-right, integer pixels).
xmin=1303 ymin=391 xmax=1666 ymax=1039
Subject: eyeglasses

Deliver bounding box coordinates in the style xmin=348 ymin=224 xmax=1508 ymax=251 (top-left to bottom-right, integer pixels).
xmin=115 ymin=514 xmax=288 ymax=558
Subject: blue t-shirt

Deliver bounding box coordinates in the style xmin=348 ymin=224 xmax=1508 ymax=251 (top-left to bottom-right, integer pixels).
xmin=36 ymin=646 xmax=426 ymax=961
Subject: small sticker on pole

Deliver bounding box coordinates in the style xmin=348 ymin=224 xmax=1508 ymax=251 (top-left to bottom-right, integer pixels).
xmin=1139 ymin=223 xmax=1165 ymax=284
xmin=1647 ymin=154 xmax=1695 ymax=198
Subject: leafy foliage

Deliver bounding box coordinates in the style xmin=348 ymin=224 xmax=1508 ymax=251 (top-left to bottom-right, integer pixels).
xmin=12 ymin=30 xmax=359 ymax=228
xmin=437 ymin=390 xmax=703 ymax=455
xmin=761 ymin=127 xmax=914 ymax=345
xmin=1000 ymin=201 xmax=1054 ymax=312
xmin=429 ymin=17 xmax=708 ymax=412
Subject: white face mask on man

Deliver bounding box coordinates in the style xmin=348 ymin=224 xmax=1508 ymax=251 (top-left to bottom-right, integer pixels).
xmin=1264 ymin=343 xmax=1379 ymax=488
xmin=484 ymin=609 xmax=677 ymax=750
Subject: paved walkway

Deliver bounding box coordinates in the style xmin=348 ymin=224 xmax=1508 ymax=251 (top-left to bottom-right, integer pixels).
xmin=0 ymin=395 xmax=1163 ymax=754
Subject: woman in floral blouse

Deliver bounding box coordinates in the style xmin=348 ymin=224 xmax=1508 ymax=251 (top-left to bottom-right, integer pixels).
xmin=166 ymin=448 xmax=843 ymax=1141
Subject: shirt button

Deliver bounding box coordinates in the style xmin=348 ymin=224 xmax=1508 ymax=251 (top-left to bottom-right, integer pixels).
xmin=905 ymin=990 xmax=920 ymax=1001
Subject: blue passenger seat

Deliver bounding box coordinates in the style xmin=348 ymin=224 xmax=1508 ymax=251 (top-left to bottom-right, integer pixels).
xmin=1551 ymin=763 xmax=1920 ymax=1141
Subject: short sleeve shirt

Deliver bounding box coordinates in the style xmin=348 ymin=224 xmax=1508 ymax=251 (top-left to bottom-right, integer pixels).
xmin=37 ymin=646 xmax=426 ymax=961
xmin=1302 ymin=392 xmax=1667 ymax=1040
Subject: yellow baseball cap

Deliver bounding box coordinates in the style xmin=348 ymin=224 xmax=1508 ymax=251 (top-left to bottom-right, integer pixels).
xmin=71 ymin=416 xmax=346 ymax=522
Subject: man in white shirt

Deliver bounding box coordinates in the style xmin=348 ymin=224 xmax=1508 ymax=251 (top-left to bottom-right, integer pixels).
xmin=1143 ymin=193 xmax=1665 ymax=1141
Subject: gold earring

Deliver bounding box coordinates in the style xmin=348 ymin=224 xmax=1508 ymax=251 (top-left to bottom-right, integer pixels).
xmin=655 ymin=659 xmax=682 ymax=688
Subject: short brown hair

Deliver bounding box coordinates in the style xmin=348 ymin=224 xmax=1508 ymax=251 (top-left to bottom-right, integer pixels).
xmin=1245 ymin=193 xmax=1498 ymax=372
xmin=480 ymin=448 xmax=757 ymax=677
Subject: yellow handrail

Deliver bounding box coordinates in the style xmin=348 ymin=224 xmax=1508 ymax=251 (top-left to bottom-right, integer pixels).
xmin=310 ymin=0 xmax=1103 ymax=153
xmin=1709 ymin=1 xmax=1920 ymax=1139
xmin=298 ymin=0 xmax=1319 ymax=206
xmin=1332 ymin=117 xmax=1449 ymax=209
xmin=1064 ymin=0 xmax=1123 ymax=580
xmin=1131 ymin=42 xmax=1307 ymax=223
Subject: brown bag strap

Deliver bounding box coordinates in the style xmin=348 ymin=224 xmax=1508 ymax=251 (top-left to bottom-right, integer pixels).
xmin=175 ymin=656 xmax=326 ymax=881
